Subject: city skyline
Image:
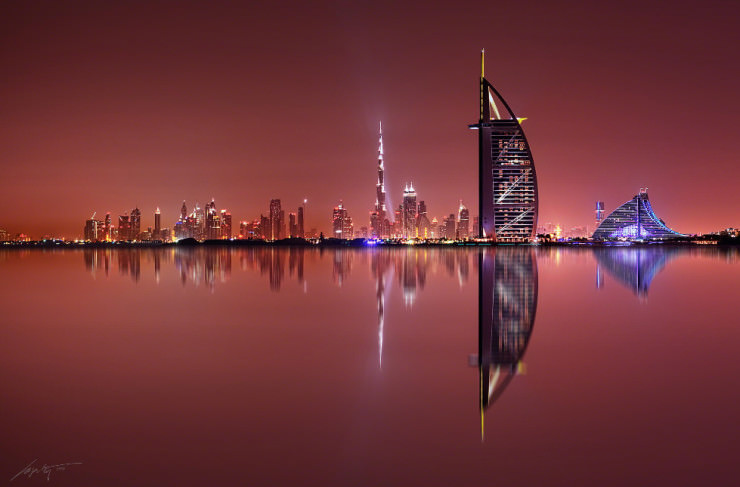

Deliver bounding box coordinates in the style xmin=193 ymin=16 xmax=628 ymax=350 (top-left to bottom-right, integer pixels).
xmin=2 ymin=1 xmax=739 ymax=238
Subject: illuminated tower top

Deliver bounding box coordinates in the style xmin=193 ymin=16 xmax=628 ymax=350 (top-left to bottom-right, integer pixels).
xmin=376 ymin=121 xmax=387 ymax=213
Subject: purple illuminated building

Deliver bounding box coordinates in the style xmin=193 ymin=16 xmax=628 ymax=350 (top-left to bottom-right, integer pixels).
xmin=592 ymin=189 xmax=685 ymax=240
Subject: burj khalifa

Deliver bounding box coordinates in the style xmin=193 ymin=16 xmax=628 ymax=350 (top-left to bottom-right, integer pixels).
xmin=370 ymin=122 xmax=390 ymax=238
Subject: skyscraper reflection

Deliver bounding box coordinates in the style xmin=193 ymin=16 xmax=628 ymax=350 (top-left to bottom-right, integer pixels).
xmin=477 ymin=247 xmax=538 ymax=439
xmin=371 ymin=250 xmax=393 ymax=368
xmin=82 ymin=247 xmax=479 ymax=296
xmin=332 ymin=249 xmax=353 ymax=286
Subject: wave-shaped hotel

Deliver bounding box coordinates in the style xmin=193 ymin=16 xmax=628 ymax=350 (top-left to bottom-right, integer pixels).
xmin=471 ymin=50 xmax=538 ymax=242
xmin=592 ymin=189 xmax=685 ymax=241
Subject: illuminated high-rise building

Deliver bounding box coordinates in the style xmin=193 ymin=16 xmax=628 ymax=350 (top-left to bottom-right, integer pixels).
xmin=445 ymin=213 xmax=456 ymax=239
xmin=269 ymin=199 xmax=282 ymax=240
xmin=430 ymin=217 xmax=439 ymax=239
xmin=203 ymin=199 xmax=223 ymax=239
xmin=175 ymin=202 xmax=188 ymax=240
xmin=439 ymin=213 xmax=457 ymax=240
xmin=595 ymin=201 xmax=605 ymax=231
xmin=222 ymin=210 xmax=232 ymax=239
xmin=84 ymin=216 xmax=103 ymax=241
xmin=205 ymin=198 xmax=216 ymax=215
xmin=417 ymin=200 xmax=427 ymax=218
xmin=289 ymin=212 xmax=297 ymax=238
xmin=370 ymin=122 xmax=390 ymax=238
xmin=118 ymin=213 xmax=131 ymax=241
xmin=332 ymin=202 xmax=353 ymax=239
xmin=416 ymin=201 xmax=431 ymax=239
xmin=130 ymin=207 xmax=141 ymax=240
xmin=154 ymin=207 xmax=161 ymax=240
xmin=259 ymin=215 xmax=270 ymax=239
xmin=104 ymin=212 xmax=111 ymax=241
xmin=402 ymin=183 xmax=417 ymax=238
xmin=193 ymin=203 xmax=205 ymax=240
xmin=471 ymin=50 xmax=538 ymax=241
xmin=458 ymin=201 xmax=470 ymax=239
xmin=297 ymin=205 xmax=305 ymax=238
xmin=205 ymin=199 xmax=216 ymax=239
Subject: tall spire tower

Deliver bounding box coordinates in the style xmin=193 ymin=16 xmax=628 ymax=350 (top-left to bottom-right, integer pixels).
xmin=376 ymin=121 xmax=387 ymax=215
xmin=371 ymin=121 xmax=389 ymax=238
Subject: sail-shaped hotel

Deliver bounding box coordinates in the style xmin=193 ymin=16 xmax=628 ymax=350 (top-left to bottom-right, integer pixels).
xmin=471 ymin=50 xmax=538 ymax=242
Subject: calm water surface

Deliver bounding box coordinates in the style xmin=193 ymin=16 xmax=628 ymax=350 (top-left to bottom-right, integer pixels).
xmin=1 ymin=246 xmax=738 ymax=486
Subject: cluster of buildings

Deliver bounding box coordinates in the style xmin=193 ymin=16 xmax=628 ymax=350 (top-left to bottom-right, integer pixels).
xmin=83 ymin=207 xmax=171 ymax=242
xmin=238 ymin=199 xmax=307 ymax=240
xmin=359 ymin=123 xmax=474 ymax=241
xmin=80 ymin=198 xmax=311 ymax=242
xmin=8 ymin=53 xmax=734 ymax=245
xmin=536 ymin=222 xmax=591 ymax=240
xmin=174 ymin=200 xmax=232 ymax=240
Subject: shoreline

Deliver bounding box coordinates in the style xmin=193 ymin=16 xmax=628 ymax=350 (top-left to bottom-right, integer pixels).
xmin=1 ymin=238 xmax=737 ymax=249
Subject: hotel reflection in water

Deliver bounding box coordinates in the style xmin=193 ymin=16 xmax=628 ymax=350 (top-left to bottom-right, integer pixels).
xmin=82 ymin=247 xmax=538 ymax=435
xmin=476 ymin=248 xmax=537 ymax=439
xmin=82 ymin=246 xmax=735 ymax=436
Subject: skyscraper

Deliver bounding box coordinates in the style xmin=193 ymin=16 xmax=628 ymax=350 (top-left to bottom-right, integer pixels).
xmin=332 ymin=202 xmax=353 ymax=239
xmin=417 ymin=200 xmax=431 ymax=239
xmin=371 ymin=122 xmax=389 ymax=238
xmin=289 ymin=212 xmax=297 ymax=238
xmin=402 ymin=183 xmax=417 ymax=238
xmin=595 ymin=201 xmax=605 ymax=231
xmin=130 ymin=207 xmax=141 ymax=240
xmin=445 ymin=213 xmax=456 ymax=239
xmin=297 ymin=205 xmax=305 ymax=238
xmin=205 ymin=198 xmax=216 ymax=215
xmin=222 ymin=209 xmax=231 ymax=239
xmin=259 ymin=215 xmax=270 ymax=239
xmin=204 ymin=199 xmax=220 ymax=239
xmin=118 ymin=213 xmax=130 ymax=241
xmin=194 ymin=203 xmax=205 ymax=240
xmin=471 ymin=50 xmax=538 ymax=241
xmin=393 ymin=205 xmax=403 ymax=238
xmin=84 ymin=216 xmax=102 ymax=241
xmin=430 ymin=217 xmax=439 ymax=239
xmin=458 ymin=201 xmax=470 ymax=239
xmin=104 ymin=212 xmax=111 ymax=241
xmin=154 ymin=207 xmax=161 ymax=240
xmin=269 ymin=199 xmax=282 ymax=240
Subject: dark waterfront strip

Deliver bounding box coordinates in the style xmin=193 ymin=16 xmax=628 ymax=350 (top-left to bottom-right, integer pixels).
xmin=1 ymin=237 xmax=738 ymax=250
